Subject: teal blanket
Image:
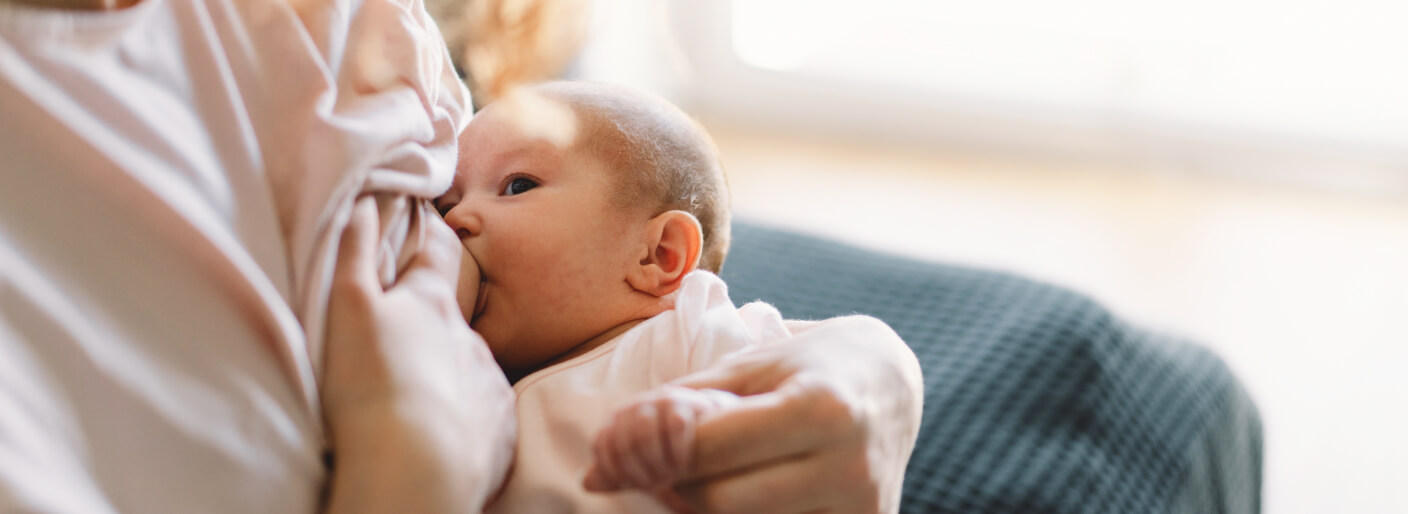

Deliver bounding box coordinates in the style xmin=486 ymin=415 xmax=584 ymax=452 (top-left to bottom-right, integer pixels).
xmin=722 ymin=222 xmax=1262 ymax=514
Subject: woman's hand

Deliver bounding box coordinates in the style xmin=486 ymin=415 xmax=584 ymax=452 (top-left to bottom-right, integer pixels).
xmin=584 ymin=387 xmax=742 ymax=493
xmin=586 ymin=315 xmax=923 ymax=514
xmin=321 ymin=196 xmax=515 ymax=513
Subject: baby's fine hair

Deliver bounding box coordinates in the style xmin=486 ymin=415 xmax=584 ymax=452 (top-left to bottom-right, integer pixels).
xmin=528 ymin=81 xmax=731 ymax=273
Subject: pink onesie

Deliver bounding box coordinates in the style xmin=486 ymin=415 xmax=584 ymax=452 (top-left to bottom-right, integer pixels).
xmin=487 ymin=271 xmax=793 ymax=513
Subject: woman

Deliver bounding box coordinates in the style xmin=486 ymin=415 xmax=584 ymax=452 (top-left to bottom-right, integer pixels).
xmin=0 ymin=0 xmax=921 ymax=512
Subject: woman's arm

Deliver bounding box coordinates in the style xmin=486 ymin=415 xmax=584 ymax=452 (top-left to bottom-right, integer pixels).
xmin=586 ymin=314 xmax=923 ymax=514
xmin=321 ymin=197 xmax=516 ymax=513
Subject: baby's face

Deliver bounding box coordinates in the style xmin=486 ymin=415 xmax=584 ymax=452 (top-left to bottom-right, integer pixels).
xmin=437 ymin=103 xmax=644 ymax=377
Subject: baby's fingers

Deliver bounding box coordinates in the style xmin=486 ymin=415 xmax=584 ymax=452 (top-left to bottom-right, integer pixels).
xmin=610 ymin=404 xmax=660 ymax=488
xmin=633 ymin=401 xmax=683 ymax=487
xmin=584 ymin=390 xmax=723 ymax=493
xmin=586 ymin=401 xmax=674 ymax=492
xmin=586 ymin=424 xmax=626 ymax=491
xmin=662 ymin=400 xmax=697 ymax=480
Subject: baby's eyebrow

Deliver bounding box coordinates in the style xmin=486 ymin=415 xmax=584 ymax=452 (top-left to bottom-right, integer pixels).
xmin=491 ymin=146 xmax=547 ymax=169
xmin=484 ymin=147 xmax=559 ymax=182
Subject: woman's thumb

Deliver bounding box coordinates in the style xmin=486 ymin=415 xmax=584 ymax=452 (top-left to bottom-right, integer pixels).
xmin=333 ymin=195 xmax=383 ymax=299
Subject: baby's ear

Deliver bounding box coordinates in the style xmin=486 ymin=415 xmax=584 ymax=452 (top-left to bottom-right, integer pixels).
xmin=626 ymin=210 xmax=702 ymax=297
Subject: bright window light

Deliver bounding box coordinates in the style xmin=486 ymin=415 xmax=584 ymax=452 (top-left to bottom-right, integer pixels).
xmin=730 ymin=0 xmax=1408 ymax=150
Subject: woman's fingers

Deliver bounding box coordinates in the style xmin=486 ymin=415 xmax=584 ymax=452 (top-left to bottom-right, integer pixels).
xmin=585 ymin=388 xmax=721 ymax=492
xmin=585 ymin=374 xmax=856 ymax=493
xmin=652 ymin=489 xmax=697 ymax=514
xmin=668 ymin=354 xmax=789 ymax=397
xmin=595 ymin=316 xmax=918 ymax=513
xmin=395 ymin=203 xmax=462 ymax=299
xmin=322 ymin=195 xmax=518 ymax=511
xmin=672 ymin=451 xmax=844 ymax=514
xmin=324 ymin=196 xmax=388 ymax=399
xmin=332 ymin=195 xmax=384 ymax=301
xmin=675 ymin=382 xmax=841 ymax=484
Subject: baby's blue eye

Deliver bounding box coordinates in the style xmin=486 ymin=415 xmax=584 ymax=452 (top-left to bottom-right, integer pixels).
xmin=503 ymin=177 xmax=538 ymax=196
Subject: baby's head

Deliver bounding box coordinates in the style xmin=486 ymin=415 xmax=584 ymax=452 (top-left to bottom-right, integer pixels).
xmin=437 ymin=81 xmax=729 ymax=378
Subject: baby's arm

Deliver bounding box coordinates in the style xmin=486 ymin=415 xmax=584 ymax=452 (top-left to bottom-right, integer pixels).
xmin=583 ymin=386 xmax=739 ymax=493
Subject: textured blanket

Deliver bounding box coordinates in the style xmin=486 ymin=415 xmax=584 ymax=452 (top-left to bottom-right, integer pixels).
xmin=722 ymin=222 xmax=1262 ymax=514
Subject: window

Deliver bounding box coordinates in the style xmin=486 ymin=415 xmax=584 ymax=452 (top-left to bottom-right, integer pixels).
xmin=728 ymin=0 xmax=1408 ymax=149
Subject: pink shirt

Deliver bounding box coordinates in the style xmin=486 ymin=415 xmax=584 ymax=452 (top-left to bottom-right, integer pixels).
xmin=0 ymin=0 xmax=466 ymax=511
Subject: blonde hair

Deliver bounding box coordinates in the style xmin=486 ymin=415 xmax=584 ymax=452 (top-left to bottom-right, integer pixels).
xmin=426 ymin=0 xmax=588 ymax=107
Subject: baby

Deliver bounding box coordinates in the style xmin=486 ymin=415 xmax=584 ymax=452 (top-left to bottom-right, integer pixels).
xmin=435 ymin=81 xmax=795 ymax=512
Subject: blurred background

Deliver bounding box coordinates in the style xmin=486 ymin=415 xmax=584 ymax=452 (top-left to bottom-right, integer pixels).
xmin=459 ymin=1 xmax=1408 ymax=512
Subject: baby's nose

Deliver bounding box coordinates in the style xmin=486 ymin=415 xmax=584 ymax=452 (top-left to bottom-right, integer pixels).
xmin=442 ymin=202 xmax=482 ymax=238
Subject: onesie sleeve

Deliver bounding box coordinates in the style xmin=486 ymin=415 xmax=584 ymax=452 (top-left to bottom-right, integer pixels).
xmin=676 ymin=272 xmax=794 ymax=373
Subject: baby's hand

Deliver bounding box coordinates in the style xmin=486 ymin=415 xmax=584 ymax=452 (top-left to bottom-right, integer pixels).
xmin=583 ymin=386 xmax=739 ymax=493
